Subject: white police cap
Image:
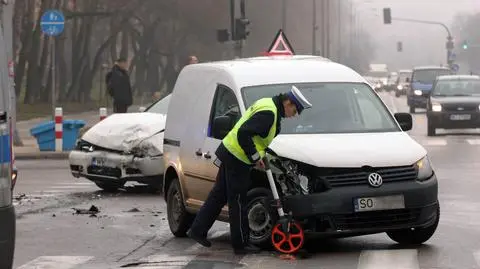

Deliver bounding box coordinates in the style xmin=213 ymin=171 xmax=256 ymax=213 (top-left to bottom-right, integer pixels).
xmin=287 ymin=85 xmax=312 ymax=114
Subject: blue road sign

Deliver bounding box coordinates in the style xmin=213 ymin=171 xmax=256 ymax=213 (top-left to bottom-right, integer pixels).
xmin=451 ymin=64 xmax=459 ymax=72
xmin=40 ymin=10 xmax=65 ymax=37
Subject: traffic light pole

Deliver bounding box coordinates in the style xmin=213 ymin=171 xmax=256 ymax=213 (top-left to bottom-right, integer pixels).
xmin=389 ymin=17 xmax=453 ymax=68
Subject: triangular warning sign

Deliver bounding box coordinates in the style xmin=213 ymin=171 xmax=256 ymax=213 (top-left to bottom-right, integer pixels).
xmin=263 ymin=29 xmax=295 ymax=56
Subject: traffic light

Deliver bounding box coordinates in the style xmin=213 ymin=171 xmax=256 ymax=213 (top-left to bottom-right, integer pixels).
xmin=383 ymin=8 xmax=391 ymax=24
xmin=234 ymin=18 xmax=250 ymax=40
xmin=397 ymin=41 xmax=403 ymax=52
xmin=462 ymin=40 xmax=468 ymax=50
xmin=217 ymin=29 xmax=230 ymax=43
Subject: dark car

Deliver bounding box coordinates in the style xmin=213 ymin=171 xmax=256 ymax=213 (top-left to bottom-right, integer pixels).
xmin=427 ymin=75 xmax=480 ymax=136
xmin=408 ymin=66 xmax=451 ymax=113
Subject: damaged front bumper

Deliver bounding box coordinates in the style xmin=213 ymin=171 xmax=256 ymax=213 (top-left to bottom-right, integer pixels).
xmin=281 ymin=176 xmax=438 ymax=236
xmin=69 ymin=149 xmax=164 ymax=182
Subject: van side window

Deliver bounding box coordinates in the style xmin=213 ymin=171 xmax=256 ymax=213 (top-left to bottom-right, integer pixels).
xmin=208 ymin=85 xmax=240 ymax=138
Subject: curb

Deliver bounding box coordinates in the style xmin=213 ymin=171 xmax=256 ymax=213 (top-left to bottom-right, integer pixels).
xmin=15 ymin=152 xmax=70 ymax=160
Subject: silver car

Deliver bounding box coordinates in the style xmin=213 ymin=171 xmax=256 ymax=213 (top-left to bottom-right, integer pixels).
xmin=69 ymin=95 xmax=170 ymax=192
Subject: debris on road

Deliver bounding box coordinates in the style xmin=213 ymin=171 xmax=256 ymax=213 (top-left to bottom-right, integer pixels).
xmin=72 ymin=205 xmax=99 ymax=217
xmin=126 ymin=207 xmax=141 ymax=212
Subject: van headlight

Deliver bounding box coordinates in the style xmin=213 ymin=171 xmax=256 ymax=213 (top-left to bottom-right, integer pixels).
xmin=414 ymin=90 xmax=422 ymax=96
xmin=415 ymin=156 xmax=434 ymax=181
xmin=397 ymin=85 xmax=403 ymax=90
xmin=431 ymin=103 xmax=442 ymax=112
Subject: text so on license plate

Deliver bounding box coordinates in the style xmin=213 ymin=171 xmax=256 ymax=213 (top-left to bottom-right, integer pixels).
xmin=354 ymin=195 xmax=405 ymax=212
xmin=450 ymin=114 xmax=471 ymax=121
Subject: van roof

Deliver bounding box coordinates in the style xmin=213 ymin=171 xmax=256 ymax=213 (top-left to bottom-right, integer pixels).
xmin=413 ymin=65 xmax=450 ymax=71
xmin=183 ymin=55 xmax=366 ymax=88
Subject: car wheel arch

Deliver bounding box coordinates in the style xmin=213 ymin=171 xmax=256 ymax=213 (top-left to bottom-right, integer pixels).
xmin=163 ymin=166 xmax=180 ymax=200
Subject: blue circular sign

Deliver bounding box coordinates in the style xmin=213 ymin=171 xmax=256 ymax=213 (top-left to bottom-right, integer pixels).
xmin=40 ymin=10 xmax=65 ymax=37
xmin=451 ymin=64 xmax=459 ymax=72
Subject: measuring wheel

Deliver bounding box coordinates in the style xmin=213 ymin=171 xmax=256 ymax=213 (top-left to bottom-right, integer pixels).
xmin=271 ymin=220 xmax=305 ymax=254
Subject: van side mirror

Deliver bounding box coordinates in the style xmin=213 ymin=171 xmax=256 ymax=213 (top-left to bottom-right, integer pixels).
xmin=212 ymin=116 xmax=233 ymax=139
xmin=394 ymin=112 xmax=412 ymax=131
xmin=405 ymin=77 xmax=410 ymax=82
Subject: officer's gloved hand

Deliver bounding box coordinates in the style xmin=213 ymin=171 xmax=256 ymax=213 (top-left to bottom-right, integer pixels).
xmin=255 ymin=159 xmax=265 ymax=170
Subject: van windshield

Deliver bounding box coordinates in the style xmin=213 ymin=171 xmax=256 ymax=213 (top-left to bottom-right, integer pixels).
xmin=241 ymin=83 xmax=400 ymax=134
xmin=412 ymin=69 xmax=450 ymax=84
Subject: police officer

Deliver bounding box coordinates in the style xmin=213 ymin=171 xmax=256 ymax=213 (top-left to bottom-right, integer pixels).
xmin=187 ymin=86 xmax=312 ymax=255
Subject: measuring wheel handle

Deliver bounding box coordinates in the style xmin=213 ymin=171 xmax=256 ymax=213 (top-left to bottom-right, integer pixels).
xmin=271 ymin=220 xmax=305 ymax=254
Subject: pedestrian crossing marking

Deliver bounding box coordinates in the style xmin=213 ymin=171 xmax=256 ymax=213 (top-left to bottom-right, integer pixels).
xmin=467 ymin=139 xmax=480 ymax=145
xmin=357 ymin=249 xmax=419 ymax=269
xmin=16 ymin=256 xmax=94 ymax=269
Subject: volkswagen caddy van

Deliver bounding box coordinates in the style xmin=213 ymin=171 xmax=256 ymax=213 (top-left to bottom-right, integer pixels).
xmin=162 ymin=55 xmax=440 ymax=248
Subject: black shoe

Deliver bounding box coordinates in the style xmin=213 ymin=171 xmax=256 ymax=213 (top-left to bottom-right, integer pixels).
xmin=234 ymin=244 xmax=261 ymax=255
xmin=187 ymin=230 xmax=211 ymax=247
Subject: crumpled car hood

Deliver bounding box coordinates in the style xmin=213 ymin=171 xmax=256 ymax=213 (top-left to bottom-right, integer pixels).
xmin=269 ymin=132 xmax=426 ymax=168
xmin=81 ymin=112 xmax=166 ymax=156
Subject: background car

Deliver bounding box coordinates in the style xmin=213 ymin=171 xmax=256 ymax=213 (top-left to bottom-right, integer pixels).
xmin=69 ymin=94 xmax=170 ymax=192
xmin=426 ymin=75 xmax=480 ymax=136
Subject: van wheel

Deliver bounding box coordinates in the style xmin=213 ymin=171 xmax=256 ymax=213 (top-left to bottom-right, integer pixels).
xmin=409 ymin=106 xmax=415 ymax=113
xmin=427 ymin=119 xmax=436 ymax=136
xmin=247 ymin=187 xmax=277 ymax=248
xmin=95 ymin=182 xmax=124 ymax=192
xmin=387 ymin=205 xmax=440 ymax=245
xmin=167 ymin=178 xmax=193 ymax=237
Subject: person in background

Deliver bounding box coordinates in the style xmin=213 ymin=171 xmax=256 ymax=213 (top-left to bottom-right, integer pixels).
xmin=188 ymin=55 xmax=199 ymax=64
xmin=106 ymin=58 xmax=133 ymax=113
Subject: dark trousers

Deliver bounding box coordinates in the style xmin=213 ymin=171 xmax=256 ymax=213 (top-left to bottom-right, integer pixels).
xmin=113 ymin=102 xmax=129 ymax=113
xmin=190 ymin=160 xmax=251 ymax=249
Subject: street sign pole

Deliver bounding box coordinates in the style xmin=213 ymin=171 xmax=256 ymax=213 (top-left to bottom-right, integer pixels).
xmin=51 ymin=39 xmax=55 ymax=120
xmin=40 ymin=9 xmax=65 ymax=120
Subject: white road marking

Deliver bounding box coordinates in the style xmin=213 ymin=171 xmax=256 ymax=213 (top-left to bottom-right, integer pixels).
xmin=357 ymin=249 xmax=419 ymax=269
xmin=138 ymin=253 xmax=195 ymax=268
xmin=423 ymin=139 xmax=448 ymax=146
xmin=473 ymin=250 xmax=480 ymax=267
xmin=16 ymin=256 xmax=94 ymax=269
xmin=467 ymin=139 xmax=480 ymax=145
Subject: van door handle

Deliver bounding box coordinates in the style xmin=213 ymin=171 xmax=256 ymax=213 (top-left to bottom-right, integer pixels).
xmin=195 ymin=149 xmax=203 ymax=156
xmin=204 ymin=152 xmax=211 ymax=159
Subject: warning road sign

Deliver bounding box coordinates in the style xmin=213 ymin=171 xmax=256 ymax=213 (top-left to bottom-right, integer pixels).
xmin=263 ymin=29 xmax=294 ymax=56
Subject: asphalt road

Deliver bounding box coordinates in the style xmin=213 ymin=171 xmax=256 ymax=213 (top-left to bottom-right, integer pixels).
xmin=12 ymin=91 xmax=480 ymax=269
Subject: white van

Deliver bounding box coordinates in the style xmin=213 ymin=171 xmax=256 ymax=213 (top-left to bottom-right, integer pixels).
xmin=162 ymin=55 xmax=439 ymax=248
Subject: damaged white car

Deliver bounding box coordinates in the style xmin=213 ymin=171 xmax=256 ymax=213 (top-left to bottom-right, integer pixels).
xmin=69 ymin=94 xmax=170 ymax=192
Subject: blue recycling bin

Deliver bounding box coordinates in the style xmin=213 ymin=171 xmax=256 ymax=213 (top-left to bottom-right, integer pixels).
xmin=30 ymin=119 xmax=86 ymax=151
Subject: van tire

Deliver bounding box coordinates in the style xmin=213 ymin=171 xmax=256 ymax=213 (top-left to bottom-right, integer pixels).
xmin=427 ymin=121 xmax=436 ymax=136
xmin=246 ymin=187 xmax=277 ymax=249
xmin=166 ymin=178 xmax=193 ymax=237
xmin=386 ymin=205 xmax=440 ymax=245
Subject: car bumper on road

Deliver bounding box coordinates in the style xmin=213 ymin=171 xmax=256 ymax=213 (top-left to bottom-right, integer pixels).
xmin=0 ymin=205 xmax=15 ymax=269
xmin=69 ymin=150 xmax=164 ymax=182
xmin=283 ymin=175 xmax=438 ymax=235
xmin=428 ymin=111 xmax=480 ymax=129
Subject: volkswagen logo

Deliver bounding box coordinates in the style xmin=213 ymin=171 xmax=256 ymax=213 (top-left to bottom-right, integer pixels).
xmin=457 ymin=107 xmax=464 ymax=111
xmin=367 ymin=173 xmax=383 ymax=187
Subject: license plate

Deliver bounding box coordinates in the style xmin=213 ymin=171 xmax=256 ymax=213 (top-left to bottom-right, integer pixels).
xmin=92 ymin=157 xmax=110 ymax=167
xmin=354 ymin=195 xmax=405 ymax=212
xmin=450 ymin=114 xmax=471 ymax=121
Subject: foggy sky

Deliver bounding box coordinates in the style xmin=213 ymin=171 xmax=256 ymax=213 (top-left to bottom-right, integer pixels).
xmin=356 ymin=0 xmax=480 ymax=71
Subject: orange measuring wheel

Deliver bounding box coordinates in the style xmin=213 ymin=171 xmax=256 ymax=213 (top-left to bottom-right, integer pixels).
xmin=271 ymin=221 xmax=305 ymax=254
